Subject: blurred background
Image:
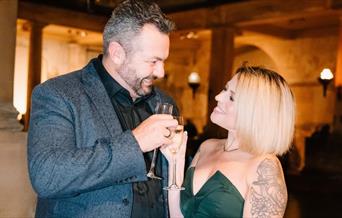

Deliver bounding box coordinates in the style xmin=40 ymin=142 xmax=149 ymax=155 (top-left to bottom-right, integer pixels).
xmin=0 ymin=0 xmax=341 ymax=217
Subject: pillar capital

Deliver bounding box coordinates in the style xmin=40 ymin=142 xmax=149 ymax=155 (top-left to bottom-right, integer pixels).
xmin=25 ymin=20 xmax=48 ymax=30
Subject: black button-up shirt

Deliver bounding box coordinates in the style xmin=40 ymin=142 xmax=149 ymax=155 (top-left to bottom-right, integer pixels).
xmin=94 ymin=55 xmax=165 ymax=218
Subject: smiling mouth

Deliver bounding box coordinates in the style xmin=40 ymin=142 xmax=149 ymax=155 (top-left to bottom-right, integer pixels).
xmin=142 ymin=79 xmax=153 ymax=86
xmin=214 ymin=106 xmax=225 ymax=113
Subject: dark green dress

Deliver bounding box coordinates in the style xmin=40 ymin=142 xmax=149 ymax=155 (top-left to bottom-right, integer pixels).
xmin=180 ymin=167 xmax=244 ymax=218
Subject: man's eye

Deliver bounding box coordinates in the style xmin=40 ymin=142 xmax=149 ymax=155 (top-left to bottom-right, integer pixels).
xmin=229 ymin=96 xmax=234 ymax=101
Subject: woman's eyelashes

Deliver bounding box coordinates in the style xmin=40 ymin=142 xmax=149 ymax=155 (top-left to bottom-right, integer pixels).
xmin=229 ymin=95 xmax=234 ymax=102
xmin=229 ymin=90 xmax=235 ymax=102
xmin=222 ymin=86 xmax=234 ymax=101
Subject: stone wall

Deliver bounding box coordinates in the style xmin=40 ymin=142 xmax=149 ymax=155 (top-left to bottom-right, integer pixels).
xmin=235 ymin=31 xmax=339 ymax=171
xmin=235 ymin=31 xmax=338 ymax=126
xmin=161 ymin=31 xmax=211 ymax=133
xmin=14 ymin=22 xmax=102 ymax=114
xmin=164 ymin=29 xmax=339 ymax=139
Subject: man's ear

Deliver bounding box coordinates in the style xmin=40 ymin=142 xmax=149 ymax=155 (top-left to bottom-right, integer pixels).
xmin=108 ymin=41 xmax=126 ymax=65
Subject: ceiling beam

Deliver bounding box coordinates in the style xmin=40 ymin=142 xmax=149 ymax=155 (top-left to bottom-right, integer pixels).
xmin=169 ymin=0 xmax=332 ymax=30
xmin=238 ymin=26 xmax=296 ymax=39
xmin=18 ymin=0 xmax=338 ymax=33
xmin=295 ymin=25 xmax=339 ymax=38
xmin=18 ymin=1 xmax=108 ymax=32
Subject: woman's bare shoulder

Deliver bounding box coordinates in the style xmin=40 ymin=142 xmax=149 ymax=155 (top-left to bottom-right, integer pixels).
xmin=189 ymin=138 xmax=224 ymax=167
xmin=246 ymin=154 xmax=282 ymax=177
xmin=199 ymin=138 xmax=224 ymax=153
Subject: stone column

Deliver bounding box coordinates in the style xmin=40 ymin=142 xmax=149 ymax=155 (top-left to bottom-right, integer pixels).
xmin=0 ymin=2 xmax=36 ymax=217
xmin=0 ymin=0 xmax=22 ymax=131
xmin=24 ymin=21 xmax=46 ymax=131
xmin=206 ymin=27 xmax=235 ymax=138
xmin=334 ymin=18 xmax=342 ymax=134
xmin=336 ymin=18 xmax=342 ymax=88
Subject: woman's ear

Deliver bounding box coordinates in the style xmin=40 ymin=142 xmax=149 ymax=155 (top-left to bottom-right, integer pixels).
xmin=108 ymin=41 xmax=126 ymax=66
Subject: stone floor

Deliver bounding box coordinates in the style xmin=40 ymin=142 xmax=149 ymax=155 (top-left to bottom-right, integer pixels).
xmin=0 ymin=131 xmax=36 ymax=218
xmin=284 ymin=130 xmax=342 ymax=218
xmin=285 ymin=192 xmax=340 ymax=218
xmin=284 ymin=170 xmax=342 ymax=218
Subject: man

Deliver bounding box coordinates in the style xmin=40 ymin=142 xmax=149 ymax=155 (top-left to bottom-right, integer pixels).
xmin=27 ymin=0 xmax=178 ymax=217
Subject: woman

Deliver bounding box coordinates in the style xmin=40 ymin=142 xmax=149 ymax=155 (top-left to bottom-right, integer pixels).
xmin=162 ymin=65 xmax=295 ymax=218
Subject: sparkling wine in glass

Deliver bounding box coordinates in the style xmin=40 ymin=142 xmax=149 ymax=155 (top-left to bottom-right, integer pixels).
xmin=164 ymin=116 xmax=185 ymax=190
xmin=146 ymin=102 xmax=173 ymax=180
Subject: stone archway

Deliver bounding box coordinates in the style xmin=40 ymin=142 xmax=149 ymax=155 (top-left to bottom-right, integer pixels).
xmin=233 ymin=44 xmax=278 ymax=73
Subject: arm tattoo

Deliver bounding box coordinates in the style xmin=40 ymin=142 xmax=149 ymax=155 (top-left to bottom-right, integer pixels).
xmin=249 ymin=158 xmax=287 ymax=218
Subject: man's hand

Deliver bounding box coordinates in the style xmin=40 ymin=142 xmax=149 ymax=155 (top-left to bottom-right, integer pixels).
xmin=132 ymin=114 xmax=178 ymax=152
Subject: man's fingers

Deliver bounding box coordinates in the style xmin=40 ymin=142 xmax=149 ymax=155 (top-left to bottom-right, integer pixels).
xmin=160 ymin=119 xmax=178 ymax=128
xmin=163 ymin=128 xmax=172 ymax=138
xmin=151 ymin=114 xmax=174 ymax=120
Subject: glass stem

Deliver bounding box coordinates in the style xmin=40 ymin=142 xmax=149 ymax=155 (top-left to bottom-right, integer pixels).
xmin=150 ymin=149 xmax=157 ymax=171
xmin=172 ymin=154 xmax=177 ymax=187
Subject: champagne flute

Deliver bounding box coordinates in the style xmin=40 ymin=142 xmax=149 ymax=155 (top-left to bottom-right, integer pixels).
xmin=147 ymin=102 xmax=173 ymax=180
xmin=164 ymin=116 xmax=185 ymax=190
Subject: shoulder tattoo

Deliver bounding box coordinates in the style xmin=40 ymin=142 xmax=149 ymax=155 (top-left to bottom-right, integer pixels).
xmin=249 ymin=158 xmax=287 ymax=217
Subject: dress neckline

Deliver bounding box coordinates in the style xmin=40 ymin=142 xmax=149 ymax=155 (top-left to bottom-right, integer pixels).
xmin=189 ymin=167 xmax=244 ymax=201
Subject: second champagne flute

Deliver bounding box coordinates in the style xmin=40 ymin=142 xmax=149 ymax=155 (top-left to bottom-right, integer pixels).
xmin=164 ymin=116 xmax=185 ymax=190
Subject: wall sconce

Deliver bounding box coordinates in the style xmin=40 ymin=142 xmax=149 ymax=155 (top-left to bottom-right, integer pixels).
xmin=188 ymin=72 xmax=200 ymax=99
xmin=318 ymin=68 xmax=334 ymax=97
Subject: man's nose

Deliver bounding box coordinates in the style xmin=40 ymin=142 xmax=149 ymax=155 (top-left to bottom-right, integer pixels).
xmin=154 ymin=62 xmax=165 ymax=79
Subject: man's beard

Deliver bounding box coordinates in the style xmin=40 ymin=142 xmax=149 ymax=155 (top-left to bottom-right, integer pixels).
xmin=118 ymin=62 xmax=155 ymax=97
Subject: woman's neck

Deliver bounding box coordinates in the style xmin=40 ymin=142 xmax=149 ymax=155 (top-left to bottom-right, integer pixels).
xmin=224 ymin=131 xmax=239 ymax=152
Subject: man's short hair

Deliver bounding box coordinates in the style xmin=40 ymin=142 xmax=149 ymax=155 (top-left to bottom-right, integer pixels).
xmin=103 ymin=0 xmax=175 ymax=55
xmin=234 ymin=64 xmax=295 ymax=156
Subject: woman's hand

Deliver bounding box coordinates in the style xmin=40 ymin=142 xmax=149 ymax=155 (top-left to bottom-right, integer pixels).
xmin=161 ymin=132 xmax=187 ymax=218
xmin=160 ymin=131 xmax=188 ymax=163
xmin=161 ymin=131 xmax=187 ymax=186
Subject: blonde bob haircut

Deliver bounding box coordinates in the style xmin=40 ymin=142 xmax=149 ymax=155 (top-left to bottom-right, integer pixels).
xmin=234 ymin=65 xmax=295 ymax=156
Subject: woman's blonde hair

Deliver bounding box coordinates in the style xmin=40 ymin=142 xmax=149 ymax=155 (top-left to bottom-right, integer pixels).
xmin=234 ymin=65 xmax=295 ymax=156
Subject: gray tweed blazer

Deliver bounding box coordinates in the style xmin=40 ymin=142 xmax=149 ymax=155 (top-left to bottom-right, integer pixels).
xmin=27 ymin=59 xmax=177 ymax=218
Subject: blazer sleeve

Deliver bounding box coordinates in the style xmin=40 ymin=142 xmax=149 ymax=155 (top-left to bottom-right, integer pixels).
xmin=27 ymin=84 xmax=147 ymax=198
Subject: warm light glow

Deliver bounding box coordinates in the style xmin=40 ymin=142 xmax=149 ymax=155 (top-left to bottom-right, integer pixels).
xmin=13 ymin=26 xmax=29 ymax=114
xmin=188 ymin=72 xmax=200 ymax=84
xmin=180 ymin=31 xmax=199 ymax=40
xmin=80 ymin=31 xmax=88 ymax=38
xmin=320 ymin=68 xmax=334 ymax=80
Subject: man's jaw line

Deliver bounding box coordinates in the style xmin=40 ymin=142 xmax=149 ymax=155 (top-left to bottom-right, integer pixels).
xmin=107 ymin=69 xmax=140 ymax=100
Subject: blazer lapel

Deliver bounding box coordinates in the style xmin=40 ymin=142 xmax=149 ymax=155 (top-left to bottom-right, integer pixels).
xmin=81 ymin=62 xmax=122 ymax=137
